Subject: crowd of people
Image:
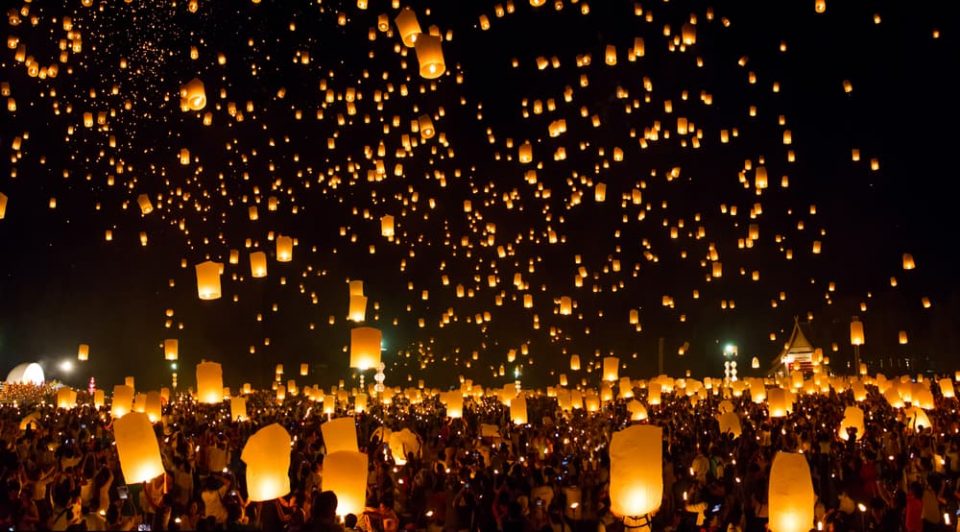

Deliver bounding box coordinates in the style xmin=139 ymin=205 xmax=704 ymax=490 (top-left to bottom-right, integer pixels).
xmin=1 ymin=376 xmax=960 ymax=531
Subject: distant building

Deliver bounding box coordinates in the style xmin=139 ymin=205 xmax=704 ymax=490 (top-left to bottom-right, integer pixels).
xmin=769 ymin=318 xmax=818 ymax=376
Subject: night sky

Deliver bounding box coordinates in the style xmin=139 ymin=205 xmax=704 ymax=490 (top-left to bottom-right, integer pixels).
xmin=1 ymin=0 xmax=958 ymax=391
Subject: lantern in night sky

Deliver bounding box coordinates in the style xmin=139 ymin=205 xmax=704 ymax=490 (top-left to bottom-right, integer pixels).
xmin=112 ymin=385 xmax=134 ymax=418
xmin=276 ymin=236 xmax=293 ymax=262
xmin=164 ymin=339 xmax=178 ymax=361
xmin=350 ymin=327 xmax=381 ymax=370
xmin=395 ymin=7 xmax=422 ymax=47
xmin=348 ymin=295 xmax=368 ymax=322
xmin=603 ymin=357 xmax=620 ymax=382
xmin=415 ymin=34 xmax=445 ymax=79
xmin=250 ymin=251 xmax=268 ymax=278
xmin=77 ymin=344 xmax=89 ymax=361
xmin=180 ymin=78 xmax=207 ymax=111
xmin=195 ymin=261 xmax=222 ymax=300
xmin=196 ymin=361 xmax=224 ymax=404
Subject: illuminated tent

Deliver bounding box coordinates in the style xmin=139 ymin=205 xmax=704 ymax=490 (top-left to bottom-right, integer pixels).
xmin=5 ymin=362 xmax=44 ymax=385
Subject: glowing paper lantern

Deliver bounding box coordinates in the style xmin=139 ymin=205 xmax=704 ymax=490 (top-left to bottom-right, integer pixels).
xmin=145 ymin=391 xmax=162 ymax=423
xmin=768 ymin=388 xmax=788 ymax=418
xmin=905 ymin=407 xmax=932 ymax=432
xmin=112 ymin=385 xmax=134 ymax=418
xmin=609 ymin=424 xmax=663 ymax=519
xmin=350 ymin=327 xmax=381 ymax=370
xmin=114 ymin=412 xmax=164 ymax=483
xmin=414 ymin=34 xmax=445 ymax=79
xmin=348 ymin=280 xmax=364 ymax=296
xmin=602 ymin=357 xmax=620 ymax=382
xmin=443 ymin=392 xmax=463 ymax=418
xmin=242 ymin=423 xmax=292 ymax=501
xmin=850 ymin=317 xmax=864 ymax=346
xmin=510 ymin=393 xmax=528 ymax=424
xmin=137 ymin=194 xmax=153 ymax=215
xmin=195 ymin=261 xmax=222 ymax=300
xmin=388 ymin=428 xmax=420 ymax=465
xmin=250 ymin=251 xmax=268 ymax=278
xmin=902 ymin=253 xmax=916 ymax=270
xmin=380 ymin=215 xmax=395 ymax=237
xmin=394 ymin=7 xmax=422 ymax=47
xmin=627 ymin=400 xmax=647 ymax=421
xmin=57 ymin=388 xmax=77 ymax=409
xmin=751 ymin=356 xmax=760 ymax=369
xmin=164 ymin=339 xmax=178 ymax=361
xmin=231 ymin=396 xmax=247 ymax=421
xmin=180 ymin=78 xmax=207 ymax=111
xmin=324 ymin=451 xmax=368 ymax=516
xmin=940 ymin=378 xmax=955 ymax=399
xmin=836 ymin=406 xmax=865 ymax=442
xmin=717 ymin=412 xmax=741 ymax=438
xmin=768 ymin=452 xmax=815 ymax=532
xmin=570 ymin=354 xmax=581 ymax=371
xmin=276 ymin=236 xmax=293 ymax=262
xmin=300 ymin=363 xmax=308 ymax=376
xmin=77 ymin=344 xmax=89 ymax=361
xmin=0 ymin=192 xmax=7 ymax=219
xmin=348 ymin=295 xmax=368 ymax=322
xmin=196 ymin=362 xmax=224 ymax=404
xmin=322 ymin=417 xmax=359 ymax=454
xmin=93 ymin=389 xmax=105 ymax=409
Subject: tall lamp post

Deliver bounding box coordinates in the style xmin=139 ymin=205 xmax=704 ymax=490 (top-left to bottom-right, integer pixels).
xmin=723 ymin=343 xmax=738 ymax=382
xmin=850 ymin=316 xmax=865 ymax=375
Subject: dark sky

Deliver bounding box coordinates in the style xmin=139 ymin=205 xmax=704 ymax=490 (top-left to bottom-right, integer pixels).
xmin=1 ymin=0 xmax=958 ymax=392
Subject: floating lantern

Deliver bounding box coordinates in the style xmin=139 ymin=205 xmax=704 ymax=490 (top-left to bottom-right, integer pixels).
xmin=57 ymin=388 xmax=77 ymax=409
xmin=77 ymin=344 xmax=89 ymax=361
xmin=180 ymin=78 xmax=207 ymax=111
xmin=322 ymin=417 xmax=359 ymax=454
xmin=769 ymin=452 xmax=815 ymax=532
xmin=114 ymin=412 xmax=164 ymax=484
xmin=717 ymin=411 xmax=741 ymax=438
xmin=768 ymin=388 xmax=788 ymax=418
xmin=348 ymin=295 xmax=368 ymax=322
xmin=324 ymin=451 xmax=368 ymax=517
xmin=609 ymin=424 xmax=662 ymax=520
xmin=137 ymin=194 xmax=153 ymax=215
xmin=394 ymin=7 xmax=422 ymax=47
xmin=511 ymin=393 xmax=528 ymax=424
xmin=603 ymin=357 xmax=620 ymax=382
xmin=164 ymin=339 xmax=178 ymax=361
xmin=94 ymin=389 xmax=105 ymax=409
xmin=250 ymin=251 xmax=268 ymax=278
xmin=838 ymin=406 xmax=865 ymax=441
xmin=112 ymin=385 xmax=134 ymax=418
xmin=276 ymin=236 xmax=293 ymax=262
xmin=350 ymin=327 xmax=381 ymax=370
xmin=0 ymin=192 xmax=7 ymax=219
xmin=388 ymin=428 xmax=420 ymax=465
xmin=414 ymin=34 xmax=445 ymax=79
xmin=145 ymin=391 xmax=162 ymax=423
xmin=195 ymin=261 xmax=222 ymax=300
xmin=196 ymin=362 xmax=224 ymax=404
xmin=380 ymin=215 xmax=395 ymax=237
xmin=348 ymin=280 xmax=364 ymax=296
xmin=242 ymin=423 xmax=292 ymax=501
xmin=570 ymin=355 xmax=581 ymax=371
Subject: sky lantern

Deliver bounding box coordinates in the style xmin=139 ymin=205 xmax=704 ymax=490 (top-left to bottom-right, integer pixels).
xmin=940 ymin=378 xmax=955 ymax=399
xmin=276 ymin=236 xmax=293 ymax=262
xmin=250 ymin=251 xmax=268 ymax=278
xmin=324 ymin=451 xmax=368 ymax=517
xmin=350 ymin=327 xmax=382 ymax=370
xmin=905 ymin=407 xmax=931 ymax=432
xmin=195 ymin=261 xmax=222 ymax=300
xmin=114 ymin=412 xmax=164 ymax=484
xmin=519 ymin=142 xmax=533 ymax=163
xmin=838 ymin=406 xmax=865 ymax=441
xmin=137 ymin=194 xmax=153 ymax=215
xmin=395 ymin=7 xmax=422 ymax=47
xmin=768 ymin=387 xmax=787 ymax=418
xmin=815 ymin=0 xmax=826 ymax=13
xmin=898 ymin=330 xmax=908 ymax=344
xmin=603 ymin=356 xmax=620 ymax=382
xmin=443 ymin=392 xmax=463 ymax=418
xmin=418 ymin=115 xmax=435 ymax=139
xmin=300 ymin=363 xmax=308 ymax=376
xmin=112 ymin=385 xmax=134 ymax=418
xmin=348 ymin=280 xmax=364 ymax=297
xmin=717 ymin=411 xmax=741 ymax=438
xmin=348 ymin=295 xmax=368 ymax=322
xmin=609 ymin=424 xmax=662 ymax=521
xmin=93 ymin=389 xmax=105 ymax=409
xmin=388 ymin=428 xmax=420 ymax=465
xmin=768 ymin=452 xmax=815 ymax=532
xmin=180 ymin=78 xmax=206 ymax=111
xmin=164 ymin=339 xmax=178 ymax=360
xmin=570 ymin=354 xmax=581 ymax=371
xmin=510 ymin=392 xmax=528 ymax=424
xmin=415 ymin=34 xmax=446 ymax=79
xmin=322 ymin=417 xmax=359 ymax=454
xmin=57 ymin=388 xmax=77 ymax=409
xmin=902 ymin=253 xmax=916 ymax=270
xmin=145 ymin=391 xmax=162 ymax=423
xmin=0 ymin=192 xmax=7 ymax=219
xmin=77 ymin=343 xmax=89 ymax=361
xmin=196 ymin=361 xmax=224 ymax=404
xmin=627 ymin=400 xmax=648 ymax=421
xmin=681 ymin=22 xmax=697 ymax=46
xmin=242 ymin=423 xmax=291 ymax=501
xmin=380 ymin=215 xmax=395 ymax=237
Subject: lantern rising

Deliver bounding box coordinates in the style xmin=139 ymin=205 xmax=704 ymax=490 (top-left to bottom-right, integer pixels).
xmin=350 ymin=327 xmax=382 ymax=370
xmin=415 ymin=34 xmax=446 ymax=79
xmin=196 ymin=361 xmax=224 ymax=404
xmin=324 ymin=451 xmax=369 ymax=517
xmin=195 ymin=261 xmax=222 ymax=300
